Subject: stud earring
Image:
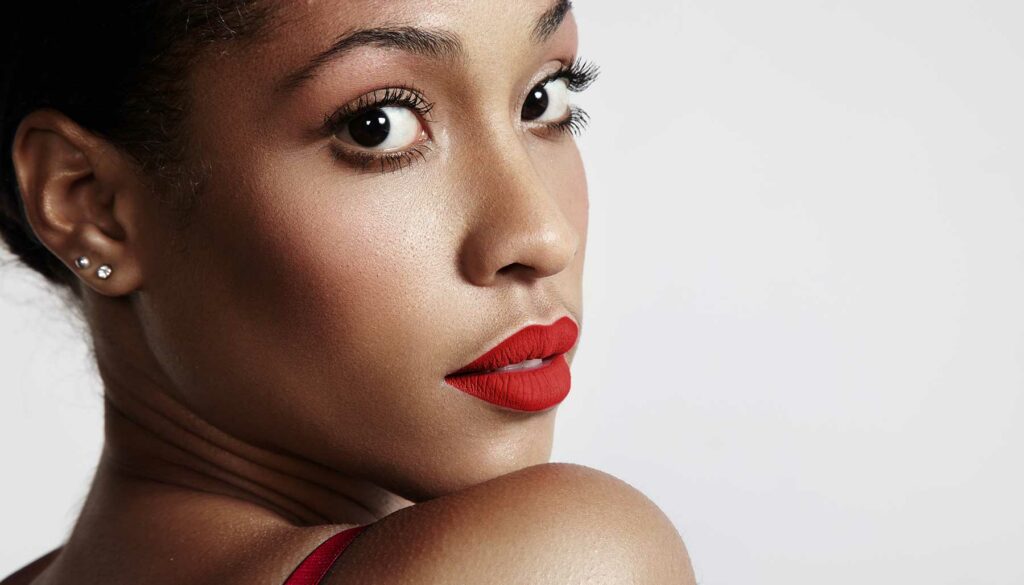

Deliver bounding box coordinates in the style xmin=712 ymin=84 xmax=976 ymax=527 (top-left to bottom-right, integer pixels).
xmin=96 ymin=264 xmax=113 ymax=280
xmin=74 ymin=255 xmax=91 ymax=269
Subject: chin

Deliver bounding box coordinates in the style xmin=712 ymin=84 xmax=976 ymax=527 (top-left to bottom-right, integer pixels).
xmin=382 ymin=413 xmax=557 ymax=502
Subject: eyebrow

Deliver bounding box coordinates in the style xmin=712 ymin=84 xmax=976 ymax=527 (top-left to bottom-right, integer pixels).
xmin=273 ymin=0 xmax=573 ymax=96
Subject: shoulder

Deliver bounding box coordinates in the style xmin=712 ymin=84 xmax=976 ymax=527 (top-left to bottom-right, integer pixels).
xmin=324 ymin=463 xmax=696 ymax=584
xmin=0 ymin=547 xmax=61 ymax=585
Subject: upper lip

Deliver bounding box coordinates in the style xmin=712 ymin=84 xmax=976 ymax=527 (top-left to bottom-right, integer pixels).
xmin=446 ymin=315 xmax=579 ymax=376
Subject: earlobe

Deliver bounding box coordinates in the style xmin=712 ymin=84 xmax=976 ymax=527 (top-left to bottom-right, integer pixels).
xmin=10 ymin=108 xmax=145 ymax=297
xmin=64 ymin=221 xmax=145 ymax=297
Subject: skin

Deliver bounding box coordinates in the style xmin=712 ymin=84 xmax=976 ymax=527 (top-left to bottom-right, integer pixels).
xmin=4 ymin=1 xmax=696 ymax=583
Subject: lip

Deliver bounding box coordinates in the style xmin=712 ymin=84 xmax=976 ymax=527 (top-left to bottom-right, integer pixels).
xmin=444 ymin=315 xmax=579 ymax=412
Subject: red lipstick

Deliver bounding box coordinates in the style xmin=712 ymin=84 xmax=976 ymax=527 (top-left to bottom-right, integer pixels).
xmin=444 ymin=316 xmax=579 ymax=412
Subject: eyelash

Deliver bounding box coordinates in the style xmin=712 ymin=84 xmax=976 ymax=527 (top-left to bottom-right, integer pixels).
xmin=321 ymin=57 xmax=601 ymax=175
xmin=530 ymin=56 xmax=600 ymax=138
xmin=321 ymin=85 xmax=436 ymax=174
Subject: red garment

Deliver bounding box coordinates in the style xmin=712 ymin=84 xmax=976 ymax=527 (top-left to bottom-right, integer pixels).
xmin=283 ymin=525 xmax=368 ymax=585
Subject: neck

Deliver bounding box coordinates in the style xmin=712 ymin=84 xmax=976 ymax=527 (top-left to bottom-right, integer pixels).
xmin=101 ymin=386 xmax=414 ymax=526
xmin=85 ymin=293 xmax=415 ymax=529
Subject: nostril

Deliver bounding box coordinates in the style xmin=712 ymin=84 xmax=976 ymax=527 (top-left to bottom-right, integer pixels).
xmin=497 ymin=262 xmax=530 ymax=275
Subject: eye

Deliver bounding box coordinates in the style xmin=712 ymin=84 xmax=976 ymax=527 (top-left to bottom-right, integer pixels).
xmin=522 ymin=77 xmax=571 ymax=123
xmin=320 ymin=86 xmax=435 ymax=174
xmin=518 ymin=58 xmax=601 ymax=138
xmin=334 ymin=106 xmax=426 ymax=151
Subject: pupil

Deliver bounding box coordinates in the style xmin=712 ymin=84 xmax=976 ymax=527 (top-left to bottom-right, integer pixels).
xmin=522 ymin=84 xmax=549 ymax=120
xmin=349 ymin=108 xmax=390 ymax=147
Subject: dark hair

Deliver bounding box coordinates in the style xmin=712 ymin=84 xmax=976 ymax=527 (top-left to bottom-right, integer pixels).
xmin=0 ymin=1 xmax=274 ymax=298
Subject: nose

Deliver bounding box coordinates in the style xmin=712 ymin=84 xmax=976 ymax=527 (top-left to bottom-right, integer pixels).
xmin=458 ymin=143 xmax=580 ymax=287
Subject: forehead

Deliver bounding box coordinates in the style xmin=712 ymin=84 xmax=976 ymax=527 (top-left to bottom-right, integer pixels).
xmin=182 ymin=0 xmax=577 ymax=154
xmin=243 ymin=0 xmax=575 ymax=78
xmin=264 ymin=0 xmax=563 ymax=40
xmin=192 ymin=0 xmax=581 ymax=106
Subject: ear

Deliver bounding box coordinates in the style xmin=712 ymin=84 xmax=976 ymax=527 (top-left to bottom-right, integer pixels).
xmin=11 ymin=108 xmax=146 ymax=297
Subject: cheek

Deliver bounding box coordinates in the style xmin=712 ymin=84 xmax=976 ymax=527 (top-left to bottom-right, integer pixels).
xmin=166 ymin=151 xmax=521 ymax=482
xmin=139 ymin=131 xmax=584 ymax=496
xmin=209 ymin=163 xmax=459 ymax=418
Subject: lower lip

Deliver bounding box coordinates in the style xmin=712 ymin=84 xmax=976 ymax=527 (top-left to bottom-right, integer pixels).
xmin=443 ymin=353 xmax=571 ymax=412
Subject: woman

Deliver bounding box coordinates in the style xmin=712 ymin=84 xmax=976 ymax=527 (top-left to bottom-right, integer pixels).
xmin=1 ymin=1 xmax=695 ymax=583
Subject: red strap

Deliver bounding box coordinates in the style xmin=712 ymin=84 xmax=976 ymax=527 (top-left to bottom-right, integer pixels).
xmin=283 ymin=525 xmax=368 ymax=585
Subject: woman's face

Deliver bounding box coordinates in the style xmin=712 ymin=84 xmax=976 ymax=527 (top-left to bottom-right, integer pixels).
xmin=132 ymin=0 xmax=588 ymax=500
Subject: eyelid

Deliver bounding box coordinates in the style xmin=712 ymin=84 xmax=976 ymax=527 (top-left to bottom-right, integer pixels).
xmin=328 ymin=142 xmax=433 ymax=174
xmin=519 ymin=56 xmax=599 ymax=138
xmin=320 ymin=85 xmax=435 ymax=139
xmin=320 ymin=84 xmax=435 ymax=174
xmin=321 ymin=57 xmax=600 ymax=174
xmin=515 ymin=56 xmax=599 ymax=123
xmin=537 ymin=56 xmax=601 ymax=93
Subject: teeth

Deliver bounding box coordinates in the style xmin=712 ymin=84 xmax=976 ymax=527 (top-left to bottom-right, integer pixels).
xmin=492 ymin=357 xmax=546 ymax=373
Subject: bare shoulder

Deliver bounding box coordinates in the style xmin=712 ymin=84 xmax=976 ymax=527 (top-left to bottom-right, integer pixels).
xmin=0 ymin=548 xmax=61 ymax=585
xmin=325 ymin=463 xmax=696 ymax=585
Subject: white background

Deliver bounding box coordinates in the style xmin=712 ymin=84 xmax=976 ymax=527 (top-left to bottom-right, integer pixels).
xmin=2 ymin=1 xmax=1023 ymax=583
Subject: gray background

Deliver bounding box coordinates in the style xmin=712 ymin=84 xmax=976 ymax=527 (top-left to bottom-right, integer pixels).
xmin=3 ymin=1 xmax=1023 ymax=583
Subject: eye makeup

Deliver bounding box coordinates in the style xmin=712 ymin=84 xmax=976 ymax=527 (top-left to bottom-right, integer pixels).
xmin=525 ymin=57 xmax=600 ymax=139
xmin=319 ymin=84 xmax=436 ymax=174
xmin=540 ymin=56 xmax=601 ymax=94
xmin=319 ymin=56 xmax=601 ymax=175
